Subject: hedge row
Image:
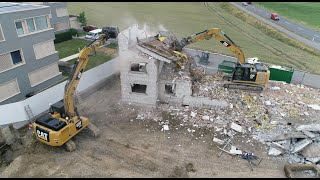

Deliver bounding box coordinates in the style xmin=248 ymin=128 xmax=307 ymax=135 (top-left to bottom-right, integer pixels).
xmin=54 ymin=28 xmax=79 ymax=44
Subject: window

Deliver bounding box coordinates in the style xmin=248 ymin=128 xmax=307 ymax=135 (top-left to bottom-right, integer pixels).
xmin=131 ymin=84 xmax=147 ymax=94
xmin=0 ymin=79 xmax=20 ymax=102
xmin=26 ymin=18 xmax=36 ymax=33
xmin=15 ymin=21 xmax=24 ymax=35
xmin=35 ymin=16 xmax=48 ymax=31
xmin=130 ymin=62 xmax=147 ymax=72
xmin=15 ymin=15 xmax=50 ymax=36
xmin=11 ymin=50 xmax=23 ymax=65
xmin=165 ymin=84 xmax=175 ymax=94
xmin=28 ymin=63 xmax=60 ymax=87
xmin=0 ymin=24 xmax=4 ymax=42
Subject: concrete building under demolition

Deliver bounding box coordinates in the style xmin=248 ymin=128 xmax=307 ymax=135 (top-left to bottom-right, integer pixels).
xmin=118 ymin=25 xmax=227 ymax=108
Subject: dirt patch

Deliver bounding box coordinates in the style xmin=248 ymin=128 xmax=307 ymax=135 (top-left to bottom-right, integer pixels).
xmin=1 ymin=76 xmax=287 ymax=178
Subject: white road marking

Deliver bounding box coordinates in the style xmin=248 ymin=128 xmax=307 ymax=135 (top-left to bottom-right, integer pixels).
xmin=284 ymin=22 xmax=290 ymax=24
xmin=314 ymin=35 xmax=320 ymax=38
xmin=297 ymin=27 xmax=303 ymax=30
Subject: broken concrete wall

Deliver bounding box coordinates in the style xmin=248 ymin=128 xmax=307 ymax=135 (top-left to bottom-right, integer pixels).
xmin=291 ymin=70 xmax=320 ymax=89
xmin=120 ymin=50 xmax=159 ymax=105
xmin=118 ymin=24 xmax=148 ymax=54
xmin=158 ymin=79 xmax=192 ymax=105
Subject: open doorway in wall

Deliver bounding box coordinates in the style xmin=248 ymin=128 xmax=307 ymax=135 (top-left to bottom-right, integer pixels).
xmin=131 ymin=84 xmax=147 ymax=93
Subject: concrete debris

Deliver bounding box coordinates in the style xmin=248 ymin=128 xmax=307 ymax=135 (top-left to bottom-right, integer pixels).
xmin=202 ymin=115 xmax=210 ymax=121
xmin=130 ymin=71 xmax=320 ymax=165
xmin=264 ymin=101 xmax=272 ymax=106
xmin=301 ymin=142 xmax=320 ymax=158
xmin=296 ymin=124 xmax=320 ymax=132
xmin=268 ymin=147 xmax=283 ymax=156
xmin=302 ymin=131 xmax=318 ymax=139
xmin=229 ymin=146 xmax=242 ymax=155
xmin=272 ymin=131 xmax=307 ymax=141
xmin=271 ymin=86 xmax=280 ymax=90
xmin=308 ymin=104 xmax=320 ymax=111
xmin=213 ymin=137 xmax=225 ymax=145
xmin=291 ymin=139 xmax=313 ymax=154
xmin=162 ymin=125 xmax=170 ymax=131
xmin=306 ymin=157 xmax=320 ymax=164
xmin=230 ymin=122 xmax=243 ymax=133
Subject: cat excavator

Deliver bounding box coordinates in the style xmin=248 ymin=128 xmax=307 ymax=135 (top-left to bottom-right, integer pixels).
xmin=159 ymin=28 xmax=270 ymax=91
xmin=32 ymin=34 xmax=106 ymax=151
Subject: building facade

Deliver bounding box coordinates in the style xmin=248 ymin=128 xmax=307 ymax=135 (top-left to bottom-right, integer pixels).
xmin=0 ymin=2 xmax=63 ymax=105
xmin=22 ymin=2 xmax=71 ymax=33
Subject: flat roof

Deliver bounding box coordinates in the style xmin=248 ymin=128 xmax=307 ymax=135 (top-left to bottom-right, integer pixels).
xmin=0 ymin=2 xmax=48 ymax=15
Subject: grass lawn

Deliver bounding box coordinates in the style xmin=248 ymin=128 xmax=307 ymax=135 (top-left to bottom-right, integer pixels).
xmin=255 ymin=2 xmax=320 ymax=31
xmin=67 ymin=2 xmax=320 ymax=74
xmin=62 ymin=51 xmax=114 ymax=77
xmin=55 ymin=38 xmax=89 ymax=59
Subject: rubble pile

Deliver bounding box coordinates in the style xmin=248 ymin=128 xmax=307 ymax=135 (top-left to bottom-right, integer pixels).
xmin=131 ymin=73 xmax=320 ymax=166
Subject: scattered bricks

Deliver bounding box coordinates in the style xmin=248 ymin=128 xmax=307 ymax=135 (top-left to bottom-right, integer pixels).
xmin=301 ymin=142 xmax=320 ymax=158
xmin=291 ymin=139 xmax=313 ymax=154
xmin=296 ymin=124 xmax=320 ymax=132
xmin=230 ymin=122 xmax=243 ymax=133
xmin=268 ymin=147 xmax=283 ymax=156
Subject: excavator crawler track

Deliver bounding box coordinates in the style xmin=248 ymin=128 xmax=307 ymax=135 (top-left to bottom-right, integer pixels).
xmin=86 ymin=123 xmax=100 ymax=138
xmin=64 ymin=139 xmax=76 ymax=152
xmin=223 ymin=82 xmax=264 ymax=92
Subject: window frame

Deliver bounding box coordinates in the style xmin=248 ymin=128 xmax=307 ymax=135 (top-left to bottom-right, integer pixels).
xmin=0 ymin=24 xmax=5 ymax=42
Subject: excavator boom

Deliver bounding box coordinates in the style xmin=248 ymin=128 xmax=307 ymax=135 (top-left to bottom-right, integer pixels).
xmin=179 ymin=28 xmax=245 ymax=64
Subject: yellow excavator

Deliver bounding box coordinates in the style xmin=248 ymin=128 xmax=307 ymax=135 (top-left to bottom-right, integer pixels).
xmin=32 ymin=34 xmax=106 ymax=151
xmin=160 ymin=28 xmax=270 ymax=91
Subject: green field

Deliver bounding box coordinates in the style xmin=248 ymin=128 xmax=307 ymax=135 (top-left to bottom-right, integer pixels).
xmin=68 ymin=2 xmax=320 ymax=74
xmin=256 ymin=2 xmax=320 ymax=30
xmin=55 ymin=38 xmax=89 ymax=59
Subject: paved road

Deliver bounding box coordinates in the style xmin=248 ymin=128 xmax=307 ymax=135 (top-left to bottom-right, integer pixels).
xmin=234 ymin=2 xmax=320 ymax=43
xmin=230 ymin=2 xmax=320 ymax=51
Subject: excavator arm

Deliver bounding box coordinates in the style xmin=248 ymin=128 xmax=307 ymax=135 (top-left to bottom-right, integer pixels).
xmin=63 ymin=35 xmax=106 ymax=118
xmin=178 ymin=28 xmax=246 ymax=65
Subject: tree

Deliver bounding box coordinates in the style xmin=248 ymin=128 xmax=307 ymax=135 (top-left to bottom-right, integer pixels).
xmin=77 ymin=11 xmax=87 ymax=27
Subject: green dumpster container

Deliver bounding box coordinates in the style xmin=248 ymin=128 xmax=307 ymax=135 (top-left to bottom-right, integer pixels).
xmin=269 ymin=65 xmax=294 ymax=83
xmin=218 ymin=60 xmax=236 ymax=74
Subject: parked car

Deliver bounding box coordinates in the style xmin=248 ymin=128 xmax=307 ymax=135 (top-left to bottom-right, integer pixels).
xmin=242 ymin=2 xmax=248 ymax=6
xmin=83 ymin=25 xmax=97 ymax=32
xmin=271 ymin=13 xmax=280 ymax=21
xmin=85 ymin=29 xmax=103 ymax=40
xmin=102 ymin=26 xmax=120 ymax=39
xmin=247 ymin=2 xmax=252 ymax=4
